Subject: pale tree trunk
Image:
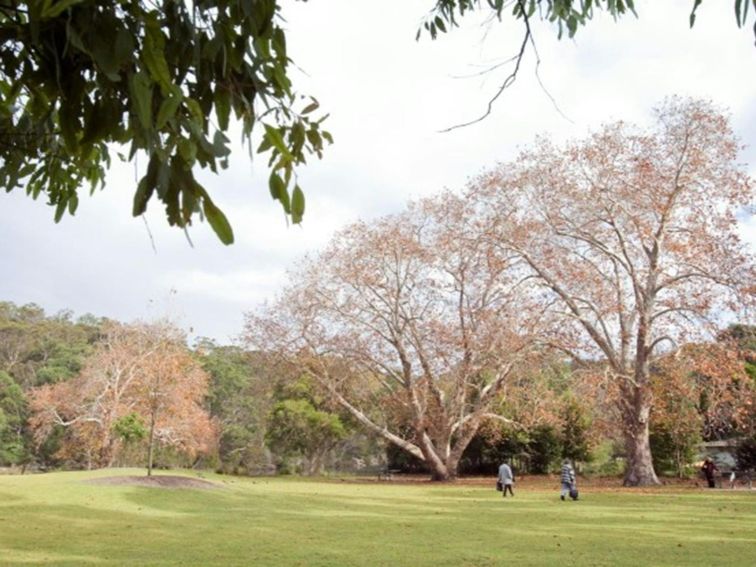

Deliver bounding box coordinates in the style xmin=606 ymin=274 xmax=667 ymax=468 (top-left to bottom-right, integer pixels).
xmin=98 ymin=425 xmax=116 ymax=468
xmin=146 ymin=408 xmax=156 ymax=477
xmin=445 ymin=417 xmax=483 ymax=481
xmin=622 ymin=383 xmax=660 ymax=486
xmin=306 ymin=446 xmax=327 ymax=476
xmin=418 ymin=432 xmax=451 ymax=481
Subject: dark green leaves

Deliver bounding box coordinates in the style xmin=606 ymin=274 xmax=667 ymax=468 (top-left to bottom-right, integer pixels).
xmin=42 ymin=0 xmax=86 ymax=19
xmin=156 ymin=88 xmax=182 ymax=129
xmin=1 ymin=0 xmax=331 ymax=243
xmin=142 ymin=16 xmax=173 ymax=93
xmin=128 ymin=71 xmax=153 ymax=131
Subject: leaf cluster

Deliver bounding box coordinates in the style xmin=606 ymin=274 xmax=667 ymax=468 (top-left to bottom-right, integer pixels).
xmin=0 ymin=1 xmax=331 ymax=243
xmin=421 ymin=0 xmax=637 ymax=41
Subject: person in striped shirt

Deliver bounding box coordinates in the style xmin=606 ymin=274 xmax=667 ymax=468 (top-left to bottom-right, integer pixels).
xmin=560 ymin=459 xmax=576 ymax=501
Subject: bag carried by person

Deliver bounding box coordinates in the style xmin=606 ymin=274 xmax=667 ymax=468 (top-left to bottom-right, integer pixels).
xmin=496 ymin=480 xmax=503 ymax=492
xmin=569 ymin=487 xmax=579 ymax=500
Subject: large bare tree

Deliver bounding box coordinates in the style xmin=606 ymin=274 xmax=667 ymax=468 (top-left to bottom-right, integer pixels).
xmin=247 ymin=195 xmax=545 ymax=480
xmin=469 ymin=98 xmax=755 ymax=485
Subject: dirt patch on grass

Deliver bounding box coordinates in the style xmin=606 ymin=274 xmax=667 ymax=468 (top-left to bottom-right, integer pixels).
xmin=85 ymin=475 xmax=220 ymax=490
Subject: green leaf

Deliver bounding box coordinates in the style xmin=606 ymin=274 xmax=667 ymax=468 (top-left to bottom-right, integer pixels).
xmin=263 ymin=124 xmax=291 ymax=158
xmin=142 ymin=21 xmax=173 ymax=94
xmin=302 ymin=100 xmax=319 ymax=115
xmin=269 ymin=171 xmax=285 ymax=200
xmin=90 ymin=31 xmax=120 ymax=81
xmin=42 ymin=0 xmax=85 ymax=18
xmin=185 ymin=98 xmax=204 ymax=122
xmin=156 ymin=88 xmax=182 ymax=128
xmin=113 ymin=27 xmax=135 ymax=69
xmin=133 ymin=155 xmax=160 ymax=216
xmin=215 ymin=86 xmax=231 ymax=130
xmin=178 ymin=138 xmax=197 ymax=165
xmin=67 ymin=192 xmax=79 ymax=215
xmin=54 ymin=197 xmax=67 ymax=223
xmin=212 ymin=131 xmax=231 ymax=158
xmin=291 ymin=185 xmax=305 ymax=224
xmin=128 ymin=71 xmax=153 ymax=130
xmin=202 ymin=196 xmax=234 ymax=245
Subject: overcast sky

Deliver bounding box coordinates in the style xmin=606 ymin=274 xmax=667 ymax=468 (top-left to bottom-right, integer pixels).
xmin=1 ymin=0 xmax=755 ymax=344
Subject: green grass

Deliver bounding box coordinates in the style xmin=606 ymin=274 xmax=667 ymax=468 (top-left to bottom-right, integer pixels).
xmin=0 ymin=469 xmax=754 ymax=566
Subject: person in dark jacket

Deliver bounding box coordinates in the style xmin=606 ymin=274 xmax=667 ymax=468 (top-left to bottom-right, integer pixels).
xmin=702 ymin=458 xmax=719 ymax=489
xmin=560 ymin=459 xmax=576 ymax=501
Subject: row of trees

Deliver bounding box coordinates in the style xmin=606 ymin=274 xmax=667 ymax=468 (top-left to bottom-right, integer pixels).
xmin=1 ymin=300 xmax=754 ymax=479
xmin=247 ymin=98 xmax=756 ymax=485
xmin=0 ymin=303 xmax=373 ymax=475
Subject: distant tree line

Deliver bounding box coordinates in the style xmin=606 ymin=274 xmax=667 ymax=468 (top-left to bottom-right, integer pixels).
xmin=0 ymin=299 xmax=754 ymax=479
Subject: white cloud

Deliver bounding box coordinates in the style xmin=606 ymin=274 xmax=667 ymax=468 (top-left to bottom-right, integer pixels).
xmin=158 ymin=269 xmax=286 ymax=306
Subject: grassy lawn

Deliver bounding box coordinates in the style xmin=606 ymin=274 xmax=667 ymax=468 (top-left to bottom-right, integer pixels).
xmin=0 ymin=469 xmax=754 ymax=566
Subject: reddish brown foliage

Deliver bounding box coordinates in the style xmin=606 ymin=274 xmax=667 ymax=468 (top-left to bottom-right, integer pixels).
xmin=29 ymin=322 xmax=216 ymax=469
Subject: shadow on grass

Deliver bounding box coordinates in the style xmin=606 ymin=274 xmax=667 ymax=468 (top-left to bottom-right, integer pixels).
xmin=0 ymin=491 xmax=244 ymax=566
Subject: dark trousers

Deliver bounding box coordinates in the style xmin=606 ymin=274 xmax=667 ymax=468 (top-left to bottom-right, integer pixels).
xmin=502 ymin=483 xmax=514 ymax=496
xmin=706 ymin=476 xmax=716 ymax=488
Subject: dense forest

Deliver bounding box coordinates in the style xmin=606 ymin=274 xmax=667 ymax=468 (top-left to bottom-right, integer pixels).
xmin=1 ymin=300 xmax=753 ymax=479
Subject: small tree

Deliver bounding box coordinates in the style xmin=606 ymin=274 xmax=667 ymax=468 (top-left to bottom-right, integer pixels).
xmin=560 ymin=396 xmax=594 ymax=464
xmin=0 ymin=371 xmax=28 ymax=466
xmin=735 ymin=436 xmax=756 ymax=471
xmin=528 ymin=425 xmax=562 ymax=474
xmin=266 ymin=399 xmax=347 ymax=476
xmin=649 ymin=423 xmax=700 ymax=478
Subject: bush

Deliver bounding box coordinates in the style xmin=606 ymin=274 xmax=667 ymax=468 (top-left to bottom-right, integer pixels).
xmin=527 ymin=425 xmax=562 ymax=474
xmin=650 ymin=423 xmax=701 ymax=478
xmin=582 ymin=440 xmax=624 ymax=476
xmin=735 ymin=436 xmax=756 ymax=471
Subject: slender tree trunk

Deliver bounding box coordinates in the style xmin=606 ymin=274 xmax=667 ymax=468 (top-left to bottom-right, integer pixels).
xmin=98 ymin=419 xmax=115 ymax=468
xmin=146 ymin=410 xmax=156 ymax=477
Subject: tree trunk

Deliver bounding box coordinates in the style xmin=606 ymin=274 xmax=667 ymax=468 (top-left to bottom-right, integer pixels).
xmin=623 ymin=320 xmax=661 ymax=487
xmin=622 ymin=397 xmax=660 ymax=486
xmin=418 ymin=432 xmax=453 ymax=481
xmin=146 ymin=411 xmax=156 ymax=477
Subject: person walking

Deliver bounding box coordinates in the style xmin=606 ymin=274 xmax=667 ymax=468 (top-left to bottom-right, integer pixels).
xmin=701 ymin=458 xmax=719 ymax=489
xmin=560 ymin=459 xmax=576 ymax=501
xmin=498 ymin=461 xmax=515 ymax=497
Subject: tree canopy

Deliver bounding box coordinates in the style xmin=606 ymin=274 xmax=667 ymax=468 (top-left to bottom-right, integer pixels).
xmin=0 ymin=0 xmax=330 ymax=244
xmin=2 ymin=1 xmax=755 ymax=242
xmin=249 ymin=97 xmax=756 ymax=484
